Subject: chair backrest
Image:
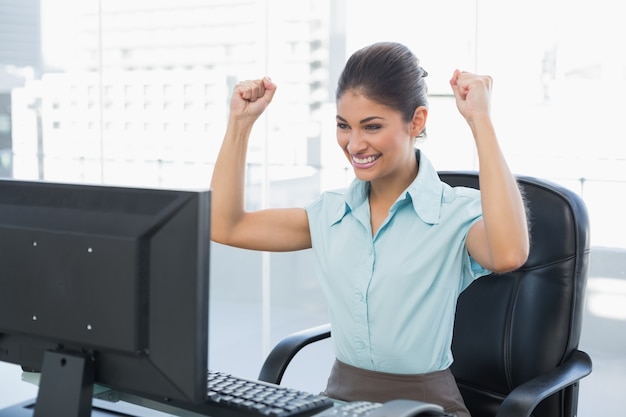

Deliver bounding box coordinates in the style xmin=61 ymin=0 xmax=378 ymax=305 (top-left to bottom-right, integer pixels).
xmin=440 ymin=172 xmax=591 ymax=417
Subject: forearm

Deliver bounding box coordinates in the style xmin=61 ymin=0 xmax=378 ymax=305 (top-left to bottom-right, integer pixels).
xmin=471 ymin=117 xmax=529 ymax=270
xmin=210 ymin=119 xmax=254 ymax=243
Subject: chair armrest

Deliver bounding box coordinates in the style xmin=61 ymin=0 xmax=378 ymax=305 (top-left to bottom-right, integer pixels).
xmin=495 ymin=349 xmax=592 ymax=417
xmin=258 ymin=323 xmax=331 ymax=384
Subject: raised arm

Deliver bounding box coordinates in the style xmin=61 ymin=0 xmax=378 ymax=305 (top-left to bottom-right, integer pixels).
xmin=449 ymin=70 xmax=529 ymax=273
xmin=210 ymin=77 xmax=311 ymax=252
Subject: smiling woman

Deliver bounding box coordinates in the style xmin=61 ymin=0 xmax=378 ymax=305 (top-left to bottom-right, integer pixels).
xmin=210 ymin=41 xmax=528 ymax=417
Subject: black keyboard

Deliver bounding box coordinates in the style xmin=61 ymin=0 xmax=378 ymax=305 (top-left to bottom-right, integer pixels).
xmin=175 ymin=370 xmax=335 ymax=417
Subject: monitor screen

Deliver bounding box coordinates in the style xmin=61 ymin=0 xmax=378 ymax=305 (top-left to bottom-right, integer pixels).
xmin=0 ymin=179 xmax=210 ymax=415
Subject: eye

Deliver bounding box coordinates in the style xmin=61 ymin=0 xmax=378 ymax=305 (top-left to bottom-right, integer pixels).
xmin=336 ymin=122 xmax=350 ymax=130
xmin=364 ymin=124 xmax=382 ymax=131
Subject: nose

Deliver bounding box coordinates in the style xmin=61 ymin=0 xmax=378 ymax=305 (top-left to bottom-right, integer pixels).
xmin=345 ymin=131 xmax=367 ymax=155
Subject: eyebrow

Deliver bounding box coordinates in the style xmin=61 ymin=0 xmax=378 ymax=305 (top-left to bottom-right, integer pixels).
xmin=336 ymin=115 xmax=385 ymax=124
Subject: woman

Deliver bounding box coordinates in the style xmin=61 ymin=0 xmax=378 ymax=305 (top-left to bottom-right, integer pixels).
xmin=211 ymin=42 xmax=529 ymax=417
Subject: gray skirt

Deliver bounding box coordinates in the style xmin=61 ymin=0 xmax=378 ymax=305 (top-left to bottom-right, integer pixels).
xmin=323 ymin=360 xmax=470 ymax=417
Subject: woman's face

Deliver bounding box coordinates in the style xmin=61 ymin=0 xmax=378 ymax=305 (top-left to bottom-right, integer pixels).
xmin=336 ymin=90 xmax=425 ymax=184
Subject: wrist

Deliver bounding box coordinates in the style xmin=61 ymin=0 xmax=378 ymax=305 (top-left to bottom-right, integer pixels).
xmin=226 ymin=117 xmax=255 ymax=137
xmin=224 ymin=126 xmax=254 ymax=148
xmin=467 ymin=114 xmax=493 ymax=135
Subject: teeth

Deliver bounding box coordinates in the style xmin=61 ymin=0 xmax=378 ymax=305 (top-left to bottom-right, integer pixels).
xmin=353 ymin=155 xmax=378 ymax=164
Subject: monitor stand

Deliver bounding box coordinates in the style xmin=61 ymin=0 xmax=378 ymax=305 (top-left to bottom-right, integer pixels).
xmin=0 ymin=350 xmax=115 ymax=417
xmin=1 ymin=351 xmax=202 ymax=417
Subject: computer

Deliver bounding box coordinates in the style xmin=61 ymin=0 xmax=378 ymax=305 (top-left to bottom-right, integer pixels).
xmin=0 ymin=178 xmax=210 ymax=415
xmin=0 ymin=178 xmax=335 ymax=417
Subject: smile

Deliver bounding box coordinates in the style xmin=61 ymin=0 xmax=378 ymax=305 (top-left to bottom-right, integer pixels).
xmin=352 ymin=154 xmax=381 ymax=167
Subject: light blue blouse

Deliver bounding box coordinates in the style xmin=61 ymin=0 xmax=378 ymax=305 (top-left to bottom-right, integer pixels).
xmin=305 ymin=150 xmax=490 ymax=374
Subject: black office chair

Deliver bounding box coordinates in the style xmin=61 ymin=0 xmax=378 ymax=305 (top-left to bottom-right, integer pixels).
xmin=258 ymin=172 xmax=592 ymax=417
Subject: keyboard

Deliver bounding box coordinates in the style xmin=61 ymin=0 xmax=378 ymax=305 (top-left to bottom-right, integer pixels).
xmin=175 ymin=370 xmax=335 ymax=417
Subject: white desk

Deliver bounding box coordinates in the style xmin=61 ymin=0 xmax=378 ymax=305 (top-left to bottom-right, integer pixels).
xmin=0 ymin=362 xmax=204 ymax=416
xmin=0 ymin=363 xmax=37 ymax=409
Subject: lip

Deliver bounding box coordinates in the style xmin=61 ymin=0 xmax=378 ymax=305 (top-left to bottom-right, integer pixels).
xmin=351 ymin=153 xmax=381 ymax=169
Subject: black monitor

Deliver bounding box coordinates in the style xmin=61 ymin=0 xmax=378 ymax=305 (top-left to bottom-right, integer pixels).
xmin=0 ymin=179 xmax=210 ymax=416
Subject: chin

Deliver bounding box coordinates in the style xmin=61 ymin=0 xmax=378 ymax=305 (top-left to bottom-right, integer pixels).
xmin=352 ymin=168 xmax=376 ymax=182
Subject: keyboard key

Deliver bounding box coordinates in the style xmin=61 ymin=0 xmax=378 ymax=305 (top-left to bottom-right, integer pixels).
xmin=175 ymin=371 xmax=334 ymax=417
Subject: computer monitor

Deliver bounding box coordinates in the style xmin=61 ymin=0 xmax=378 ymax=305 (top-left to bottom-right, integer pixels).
xmin=0 ymin=178 xmax=210 ymax=416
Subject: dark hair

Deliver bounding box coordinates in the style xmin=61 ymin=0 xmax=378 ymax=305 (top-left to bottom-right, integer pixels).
xmin=336 ymin=42 xmax=429 ymax=126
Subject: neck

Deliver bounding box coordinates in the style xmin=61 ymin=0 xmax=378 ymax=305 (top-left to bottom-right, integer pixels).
xmin=369 ymin=155 xmax=418 ymax=204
